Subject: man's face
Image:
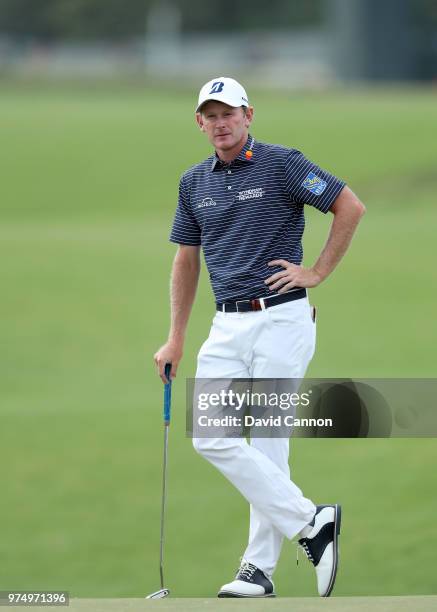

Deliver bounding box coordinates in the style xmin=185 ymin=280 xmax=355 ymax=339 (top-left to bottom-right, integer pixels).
xmin=196 ymin=101 xmax=253 ymax=151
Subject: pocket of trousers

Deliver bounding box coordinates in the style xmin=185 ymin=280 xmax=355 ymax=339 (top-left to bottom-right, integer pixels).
xmin=268 ymin=301 xmax=313 ymax=327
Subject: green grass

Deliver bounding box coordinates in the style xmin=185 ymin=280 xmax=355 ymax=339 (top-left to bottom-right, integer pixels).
xmin=18 ymin=596 xmax=437 ymax=612
xmin=0 ymin=82 xmax=436 ymax=598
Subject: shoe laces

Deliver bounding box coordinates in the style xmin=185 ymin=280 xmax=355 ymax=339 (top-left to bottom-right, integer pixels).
xmin=237 ymin=558 xmax=258 ymax=581
xmin=297 ymin=540 xmax=315 ymax=566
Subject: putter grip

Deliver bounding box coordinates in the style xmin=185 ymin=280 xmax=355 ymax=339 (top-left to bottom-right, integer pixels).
xmin=164 ymin=363 xmax=172 ymax=424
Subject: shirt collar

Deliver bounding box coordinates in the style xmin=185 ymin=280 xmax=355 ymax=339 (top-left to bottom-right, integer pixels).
xmin=210 ymin=134 xmax=256 ymax=171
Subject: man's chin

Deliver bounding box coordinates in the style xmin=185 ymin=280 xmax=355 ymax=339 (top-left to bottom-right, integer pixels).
xmin=213 ymin=135 xmax=234 ymax=149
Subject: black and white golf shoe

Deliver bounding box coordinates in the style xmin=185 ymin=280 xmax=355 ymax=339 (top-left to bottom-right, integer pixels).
xmin=298 ymin=504 xmax=341 ymax=597
xmin=217 ymin=559 xmax=275 ymax=598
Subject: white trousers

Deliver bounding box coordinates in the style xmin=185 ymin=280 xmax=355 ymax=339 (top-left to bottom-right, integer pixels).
xmin=193 ymin=296 xmax=317 ymax=578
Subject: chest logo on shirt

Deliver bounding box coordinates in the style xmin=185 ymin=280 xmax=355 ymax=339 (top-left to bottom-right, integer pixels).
xmin=197 ymin=197 xmax=217 ymax=208
xmin=236 ymin=187 xmax=264 ymax=201
xmin=302 ymin=172 xmax=327 ymax=195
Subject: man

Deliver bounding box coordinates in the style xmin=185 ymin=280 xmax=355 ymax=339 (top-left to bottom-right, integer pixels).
xmin=154 ymin=77 xmax=365 ymax=598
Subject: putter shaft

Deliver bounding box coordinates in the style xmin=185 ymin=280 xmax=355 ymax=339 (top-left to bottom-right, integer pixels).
xmin=159 ymin=423 xmax=169 ymax=589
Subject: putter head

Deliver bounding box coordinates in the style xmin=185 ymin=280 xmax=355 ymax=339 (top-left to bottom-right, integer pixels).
xmin=146 ymin=588 xmax=170 ymax=599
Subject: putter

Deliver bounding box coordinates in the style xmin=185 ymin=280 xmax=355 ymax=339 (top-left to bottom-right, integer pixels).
xmin=146 ymin=363 xmax=172 ymax=600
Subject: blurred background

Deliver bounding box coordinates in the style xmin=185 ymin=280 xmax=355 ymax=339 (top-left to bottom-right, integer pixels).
xmin=1 ymin=0 xmax=437 ymax=84
xmin=1 ymin=0 xmax=436 ymax=601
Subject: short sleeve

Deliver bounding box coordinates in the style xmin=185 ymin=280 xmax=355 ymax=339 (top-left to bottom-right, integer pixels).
xmin=285 ymin=150 xmax=346 ymax=213
xmin=169 ymin=175 xmax=201 ymax=245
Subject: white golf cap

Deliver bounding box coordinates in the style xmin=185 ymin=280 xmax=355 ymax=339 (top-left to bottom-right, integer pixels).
xmin=196 ymin=77 xmax=249 ymax=113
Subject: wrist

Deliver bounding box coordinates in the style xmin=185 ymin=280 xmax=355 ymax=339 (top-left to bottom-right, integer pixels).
xmin=311 ymin=266 xmax=325 ymax=286
xmin=168 ymin=333 xmax=185 ymax=346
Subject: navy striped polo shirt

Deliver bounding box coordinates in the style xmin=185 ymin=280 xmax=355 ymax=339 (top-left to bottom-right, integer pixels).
xmin=170 ymin=134 xmax=345 ymax=303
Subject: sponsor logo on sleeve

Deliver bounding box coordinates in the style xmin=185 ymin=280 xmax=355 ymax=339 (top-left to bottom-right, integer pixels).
xmin=302 ymin=172 xmax=327 ymax=195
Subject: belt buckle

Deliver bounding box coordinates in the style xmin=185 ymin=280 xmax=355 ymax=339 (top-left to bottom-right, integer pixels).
xmin=236 ymin=299 xmax=250 ymax=313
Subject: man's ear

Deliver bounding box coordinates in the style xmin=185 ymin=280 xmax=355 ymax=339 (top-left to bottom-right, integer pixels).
xmin=245 ymin=106 xmax=254 ymax=128
xmin=195 ymin=112 xmax=204 ymax=131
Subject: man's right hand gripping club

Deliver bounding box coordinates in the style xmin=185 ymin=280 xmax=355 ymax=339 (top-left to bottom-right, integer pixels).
xmin=154 ymin=342 xmax=183 ymax=384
